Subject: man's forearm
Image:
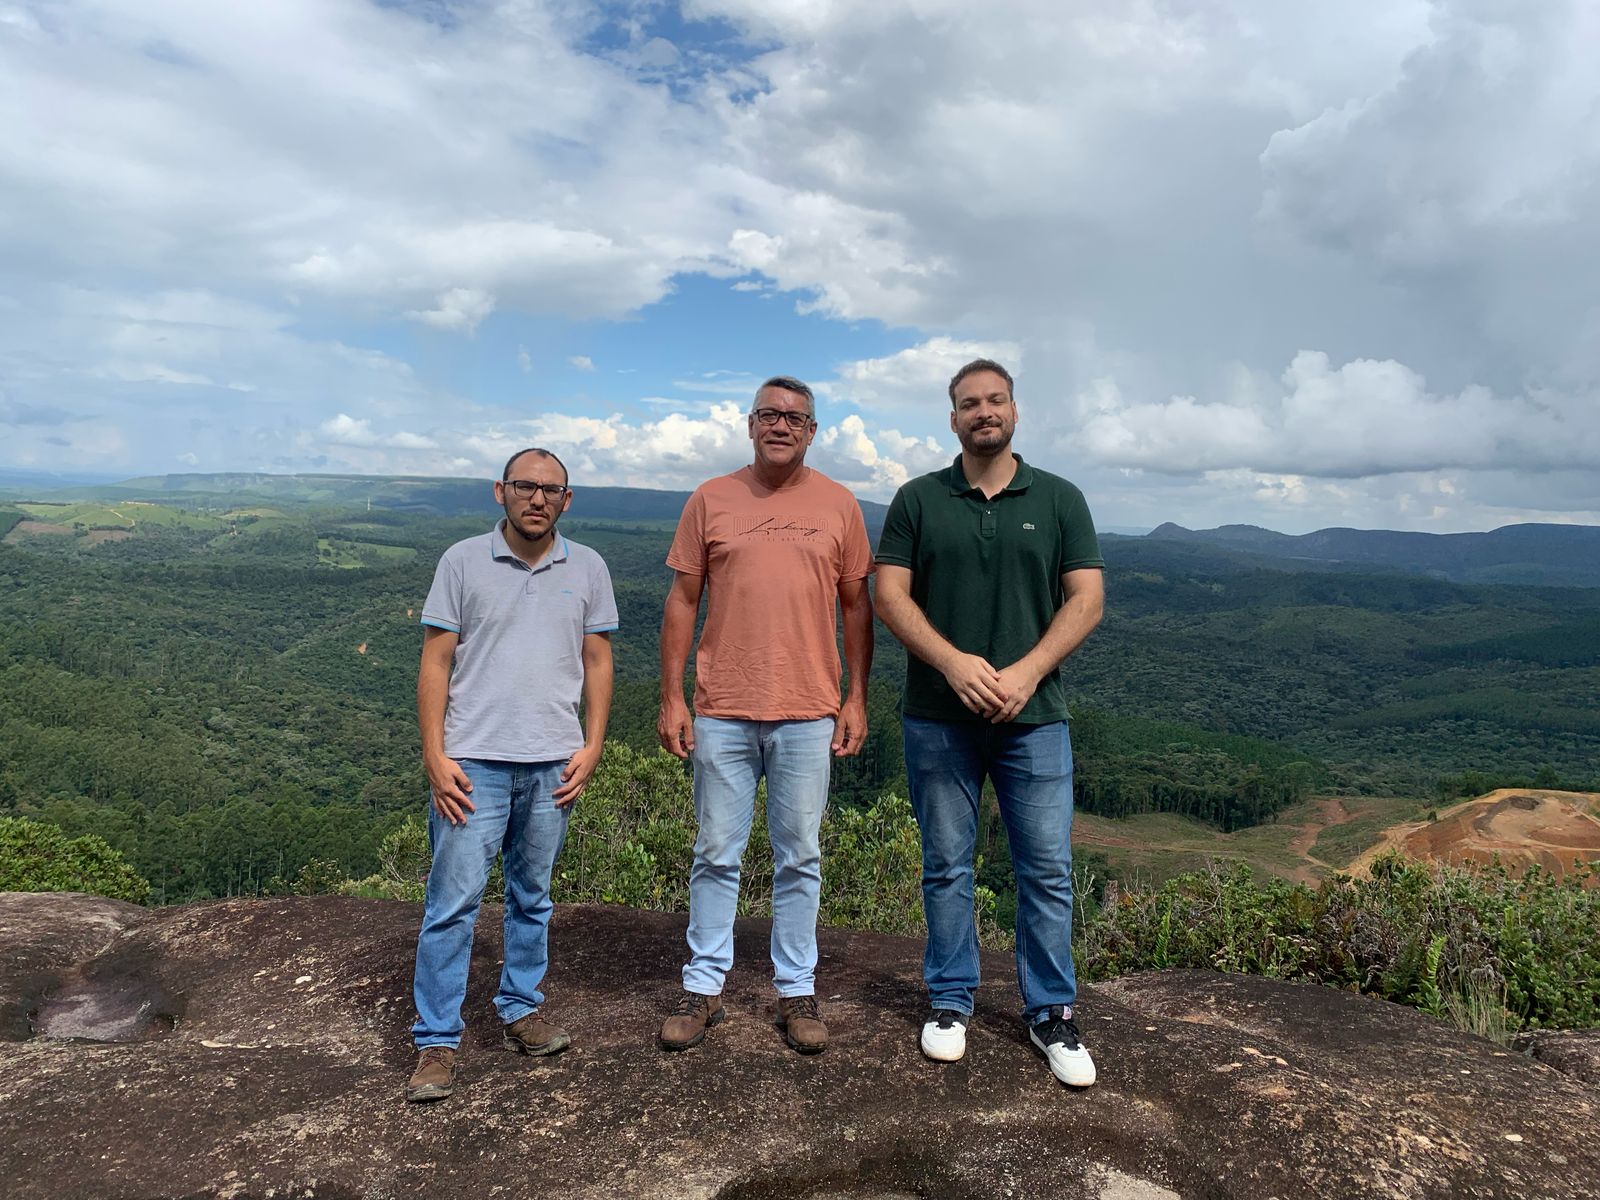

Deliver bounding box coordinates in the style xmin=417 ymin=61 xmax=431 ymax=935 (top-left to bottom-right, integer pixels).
xmin=659 ymin=594 xmax=696 ymax=700
xmin=1015 ymin=590 xmax=1103 ymax=682
xmin=417 ymin=663 xmax=450 ymax=759
xmin=841 ymin=589 xmax=874 ymax=702
xmin=582 ymin=650 xmax=614 ymax=748
xmin=875 ymin=585 xmax=961 ymax=673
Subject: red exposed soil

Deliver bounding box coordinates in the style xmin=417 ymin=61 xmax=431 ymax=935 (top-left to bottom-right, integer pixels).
xmin=1353 ymin=790 xmax=1600 ymax=883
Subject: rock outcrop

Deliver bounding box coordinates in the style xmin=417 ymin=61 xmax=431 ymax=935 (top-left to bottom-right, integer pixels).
xmin=1 ymin=891 xmax=1596 ymax=1199
xmin=1515 ymin=1029 xmax=1600 ymax=1087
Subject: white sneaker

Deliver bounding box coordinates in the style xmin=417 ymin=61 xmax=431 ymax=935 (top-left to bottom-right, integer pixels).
xmin=919 ymin=1009 xmax=969 ymax=1061
xmin=1029 ymin=1006 xmax=1096 ymax=1087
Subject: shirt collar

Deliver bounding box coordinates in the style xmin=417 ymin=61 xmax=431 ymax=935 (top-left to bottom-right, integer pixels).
xmin=490 ymin=521 xmax=569 ymax=570
xmin=948 ymin=453 xmax=1034 ymax=496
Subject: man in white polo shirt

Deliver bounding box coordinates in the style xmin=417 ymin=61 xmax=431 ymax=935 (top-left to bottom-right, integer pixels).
xmin=405 ymin=447 xmax=617 ymax=1103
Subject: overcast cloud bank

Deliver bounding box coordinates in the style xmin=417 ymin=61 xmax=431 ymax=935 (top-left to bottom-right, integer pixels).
xmin=2 ymin=0 xmax=1597 ymax=531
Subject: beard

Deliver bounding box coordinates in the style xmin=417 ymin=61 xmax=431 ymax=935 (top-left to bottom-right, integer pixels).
xmin=958 ymin=420 xmax=1014 ymax=456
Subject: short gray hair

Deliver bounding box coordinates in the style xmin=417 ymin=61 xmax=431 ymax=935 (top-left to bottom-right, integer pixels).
xmin=755 ymin=375 xmax=815 ymax=416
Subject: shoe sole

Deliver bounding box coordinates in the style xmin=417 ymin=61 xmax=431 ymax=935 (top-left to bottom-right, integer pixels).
xmin=782 ymin=1030 xmax=827 ymax=1055
xmin=920 ymin=1031 xmax=967 ymax=1063
xmin=503 ymin=1031 xmax=571 ymax=1056
xmin=659 ymin=1005 xmax=725 ymax=1051
xmin=404 ymin=1082 xmax=454 ymax=1102
xmin=1028 ymin=1028 xmax=1097 ymax=1087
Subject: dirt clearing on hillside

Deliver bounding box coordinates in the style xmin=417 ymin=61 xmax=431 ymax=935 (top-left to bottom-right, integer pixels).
xmin=1350 ymin=789 xmax=1600 ymax=882
xmin=4 ymin=520 xmax=74 ymax=541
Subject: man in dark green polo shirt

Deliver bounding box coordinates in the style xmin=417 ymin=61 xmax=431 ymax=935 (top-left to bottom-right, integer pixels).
xmin=875 ymin=357 xmax=1105 ymax=1088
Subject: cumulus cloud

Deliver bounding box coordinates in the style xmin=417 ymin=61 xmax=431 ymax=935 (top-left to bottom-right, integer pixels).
xmin=405 ymin=288 xmax=496 ymax=333
xmin=440 ymin=403 xmax=946 ymax=498
xmin=1261 ymin=3 xmax=1600 ymax=267
xmin=319 ymin=414 xmax=436 ymax=451
xmin=832 ymin=338 xmax=1023 ymax=409
xmin=569 ymin=356 xmax=596 ymax=371
xmin=3 ymin=0 xmax=1598 ymax=532
xmin=1074 ymin=350 xmax=1600 ymax=478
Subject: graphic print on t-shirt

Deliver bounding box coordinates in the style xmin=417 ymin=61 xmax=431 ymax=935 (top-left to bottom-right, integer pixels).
xmin=734 ymin=515 xmax=827 ymax=540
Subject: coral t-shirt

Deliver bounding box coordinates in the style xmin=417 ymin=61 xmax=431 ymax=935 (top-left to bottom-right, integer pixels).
xmin=667 ymin=466 xmax=873 ymax=721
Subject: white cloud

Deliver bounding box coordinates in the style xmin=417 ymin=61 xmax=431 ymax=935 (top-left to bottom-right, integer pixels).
xmin=569 ymin=355 xmax=595 ymax=372
xmin=319 ymin=413 xmax=436 ymax=451
xmin=87 ymin=361 xmax=216 ymax=387
xmin=832 ymin=337 xmax=1023 ymax=409
xmin=1073 ymin=350 xmax=1600 ymax=478
xmin=3 ymin=0 xmax=1599 ymax=533
xmin=405 ymin=288 xmax=496 ymax=333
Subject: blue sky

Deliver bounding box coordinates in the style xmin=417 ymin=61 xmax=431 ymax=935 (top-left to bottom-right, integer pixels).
xmin=2 ymin=0 xmax=1598 ymax=533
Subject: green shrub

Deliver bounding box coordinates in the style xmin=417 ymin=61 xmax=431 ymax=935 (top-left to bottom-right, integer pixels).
xmin=0 ymin=815 xmax=152 ymax=904
xmin=1076 ymin=853 xmax=1600 ymax=1037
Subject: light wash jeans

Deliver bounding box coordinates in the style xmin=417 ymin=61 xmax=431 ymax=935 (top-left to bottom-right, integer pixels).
xmin=682 ymin=716 xmax=833 ymax=998
xmin=903 ymin=715 xmax=1077 ymax=1025
xmin=412 ymin=759 xmax=570 ymax=1048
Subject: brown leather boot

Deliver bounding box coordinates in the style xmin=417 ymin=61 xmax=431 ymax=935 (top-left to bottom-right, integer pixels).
xmin=503 ymin=1010 xmax=571 ymax=1056
xmin=405 ymin=1046 xmax=457 ymax=1102
xmin=779 ymin=994 xmax=827 ymax=1055
xmin=659 ymin=990 xmax=725 ymax=1050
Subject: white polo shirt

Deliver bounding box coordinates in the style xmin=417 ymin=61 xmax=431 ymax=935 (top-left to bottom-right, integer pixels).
xmin=420 ymin=523 xmax=618 ymax=763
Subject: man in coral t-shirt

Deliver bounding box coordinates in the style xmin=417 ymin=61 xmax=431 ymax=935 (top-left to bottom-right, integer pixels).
xmin=657 ymin=375 xmax=874 ymax=1056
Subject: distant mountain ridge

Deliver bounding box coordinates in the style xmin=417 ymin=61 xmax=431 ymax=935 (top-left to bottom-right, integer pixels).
xmin=1149 ymin=521 xmax=1600 ymax=587
xmin=35 ymin=471 xmax=894 ymax=532
xmin=23 ymin=472 xmax=1598 ymax=586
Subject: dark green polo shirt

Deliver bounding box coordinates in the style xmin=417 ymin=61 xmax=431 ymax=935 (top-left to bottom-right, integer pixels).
xmin=875 ymin=454 xmax=1103 ymax=724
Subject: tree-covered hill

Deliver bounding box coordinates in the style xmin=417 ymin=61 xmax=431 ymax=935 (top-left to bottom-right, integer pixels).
xmin=1149 ymin=520 xmax=1600 ymax=587
xmin=4 ymin=480 xmax=1597 ymax=901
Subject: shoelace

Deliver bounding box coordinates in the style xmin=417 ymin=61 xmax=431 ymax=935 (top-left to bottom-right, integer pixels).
xmin=420 ymin=1046 xmax=453 ymax=1066
xmin=670 ymin=991 xmax=709 ymax=1017
xmin=785 ymin=995 xmax=820 ymax=1021
xmin=933 ymin=1009 xmax=963 ymax=1030
xmin=1038 ymin=1015 xmax=1083 ymax=1049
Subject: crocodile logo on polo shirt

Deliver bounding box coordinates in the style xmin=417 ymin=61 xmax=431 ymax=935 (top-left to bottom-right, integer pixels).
xmin=1023 ymin=522 xmax=1036 ymax=530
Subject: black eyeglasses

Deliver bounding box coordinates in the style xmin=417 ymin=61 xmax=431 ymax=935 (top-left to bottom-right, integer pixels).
xmin=504 ymin=480 xmax=570 ymax=501
xmin=752 ymin=408 xmax=814 ymax=430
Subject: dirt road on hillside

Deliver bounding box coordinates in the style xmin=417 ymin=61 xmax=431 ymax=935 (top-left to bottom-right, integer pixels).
xmin=1348 ymin=789 xmax=1600 ymax=881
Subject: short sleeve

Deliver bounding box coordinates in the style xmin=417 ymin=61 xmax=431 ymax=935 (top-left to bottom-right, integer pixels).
xmin=584 ymin=554 xmax=620 ymax=634
xmin=1057 ymin=484 xmax=1105 ymax=573
xmin=420 ymin=552 xmax=464 ymax=633
xmin=665 ymin=488 xmax=708 ymax=575
xmin=838 ymin=495 xmax=873 ymax=582
xmin=874 ymin=485 xmax=917 ymax=569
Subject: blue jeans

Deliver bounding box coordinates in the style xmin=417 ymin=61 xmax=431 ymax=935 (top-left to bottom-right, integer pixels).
xmin=683 ymin=716 xmax=833 ymax=997
xmin=412 ymin=759 xmax=570 ymax=1048
xmin=903 ymin=715 xmax=1077 ymax=1024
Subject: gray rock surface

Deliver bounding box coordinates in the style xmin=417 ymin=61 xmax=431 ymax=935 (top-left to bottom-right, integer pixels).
xmin=0 ymin=890 xmax=145 ymax=1040
xmin=1515 ymin=1028 xmax=1600 ymax=1086
xmin=1 ymin=891 xmax=1596 ymax=1199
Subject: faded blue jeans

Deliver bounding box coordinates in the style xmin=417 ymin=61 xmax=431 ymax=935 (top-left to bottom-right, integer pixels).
xmin=412 ymin=759 xmax=570 ymax=1048
xmin=903 ymin=715 xmax=1077 ymax=1025
xmin=682 ymin=716 xmax=833 ymax=998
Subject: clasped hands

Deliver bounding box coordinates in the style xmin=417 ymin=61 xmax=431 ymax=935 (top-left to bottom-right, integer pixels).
xmin=942 ymin=653 xmax=1041 ymax=724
